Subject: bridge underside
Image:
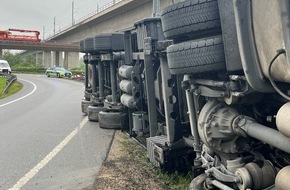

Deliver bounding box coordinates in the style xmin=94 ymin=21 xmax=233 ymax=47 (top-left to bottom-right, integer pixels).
xmin=0 ymin=40 xmax=79 ymax=69
xmin=35 ymin=51 xmax=79 ymax=69
xmin=0 ymin=40 xmax=79 ymax=52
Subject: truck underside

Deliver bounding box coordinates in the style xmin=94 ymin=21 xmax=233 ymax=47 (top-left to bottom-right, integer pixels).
xmin=80 ymin=0 xmax=290 ymax=189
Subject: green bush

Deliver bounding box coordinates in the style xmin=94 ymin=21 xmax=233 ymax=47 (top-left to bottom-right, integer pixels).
xmin=70 ymin=67 xmax=84 ymax=75
xmin=70 ymin=67 xmax=83 ymax=72
xmin=12 ymin=65 xmax=45 ymax=70
xmin=12 ymin=65 xmax=46 ymax=73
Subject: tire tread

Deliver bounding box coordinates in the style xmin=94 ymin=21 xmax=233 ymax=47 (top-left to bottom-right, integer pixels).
xmin=167 ymin=36 xmax=226 ymax=74
xmin=161 ymin=0 xmax=221 ymax=41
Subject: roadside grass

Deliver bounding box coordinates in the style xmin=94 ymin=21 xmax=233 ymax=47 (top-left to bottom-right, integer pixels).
xmin=0 ymin=78 xmax=6 ymax=91
xmin=120 ymin=133 xmax=193 ymax=190
xmin=0 ymin=78 xmax=23 ymax=99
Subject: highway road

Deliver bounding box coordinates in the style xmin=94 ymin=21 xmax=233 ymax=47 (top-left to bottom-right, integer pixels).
xmin=0 ymin=74 xmax=114 ymax=190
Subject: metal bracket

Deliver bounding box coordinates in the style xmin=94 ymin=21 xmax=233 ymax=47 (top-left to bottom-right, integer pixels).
xmin=157 ymin=40 xmax=173 ymax=51
xmin=89 ymin=54 xmax=101 ymax=63
xmin=132 ymin=52 xmax=144 ymax=60
xmin=83 ymin=54 xmax=89 ymax=63
xmin=113 ymin=51 xmax=125 ymax=61
xmin=131 ymin=62 xmax=142 ymax=110
xmin=101 ymin=54 xmax=113 ymax=61
xmin=144 ymin=37 xmax=152 ymax=55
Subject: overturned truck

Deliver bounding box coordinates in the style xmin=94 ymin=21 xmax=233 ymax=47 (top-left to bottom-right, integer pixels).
xmin=80 ymin=0 xmax=290 ymax=189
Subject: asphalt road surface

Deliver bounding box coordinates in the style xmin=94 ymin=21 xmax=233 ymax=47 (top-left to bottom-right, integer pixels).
xmin=0 ymin=74 xmax=114 ymax=190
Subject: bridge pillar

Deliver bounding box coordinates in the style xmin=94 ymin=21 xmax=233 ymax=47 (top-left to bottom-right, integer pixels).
xmin=43 ymin=51 xmax=52 ymax=68
xmin=64 ymin=52 xmax=68 ymax=69
xmin=36 ymin=51 xmax=44 ymax=66
xmin=64 ymin=52 xmax=79 ymax=69
xmin=52 ymin=51 xmax=61 ymax=67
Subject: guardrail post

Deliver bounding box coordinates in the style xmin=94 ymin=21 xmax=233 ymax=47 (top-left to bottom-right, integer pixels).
xmin=2 ymin=74 xmax=17 ymax=95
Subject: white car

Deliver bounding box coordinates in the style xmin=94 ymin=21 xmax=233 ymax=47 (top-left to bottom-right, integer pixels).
xmin=0 ymin=60 xmax=11 ymax=74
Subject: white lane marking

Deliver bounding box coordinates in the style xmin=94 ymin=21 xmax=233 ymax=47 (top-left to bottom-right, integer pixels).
xmin=0 ymin=78 xmax=37 ymax=108
xmin=9 ymin=116 xmax=89 ymax=190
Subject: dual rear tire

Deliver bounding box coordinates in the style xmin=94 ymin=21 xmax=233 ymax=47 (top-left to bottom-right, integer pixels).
xmin=98 ymin=111 xmax=128 ymax=130
xmin=161 ymin=0 xmax=226 ymax=75
xmin=161 ymin=0 xmax=221 ymax=42
xmin=167 ymin=36 xmax=225 ymax=75
xmin=88 ymin=106 xmax=107 ymax=122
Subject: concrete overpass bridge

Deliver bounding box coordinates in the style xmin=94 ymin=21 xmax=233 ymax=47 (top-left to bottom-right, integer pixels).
xmin=0 ymin=40 xmax=79 ymax=52
xmin=48 ymin=0 xmax=183 ymax=42
xmin=0 ymin=40 xmax=79 ymax=69
xmin=1 ymin=0 xmax=183 ymax=69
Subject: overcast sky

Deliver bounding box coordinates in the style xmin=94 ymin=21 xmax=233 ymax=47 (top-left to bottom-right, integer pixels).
xmin=1 ymin=0 xmax=107 ymax=39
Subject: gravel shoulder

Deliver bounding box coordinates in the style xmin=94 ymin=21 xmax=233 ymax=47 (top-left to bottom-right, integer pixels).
xmin=87 ymin=131 xmax=167 ymax=190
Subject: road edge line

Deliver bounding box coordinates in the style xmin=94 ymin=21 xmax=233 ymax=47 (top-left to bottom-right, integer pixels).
xmin=0 ymin=78 xmax=37 ymax=108
xmin=8 ymin=116 xmax=89 ymax=190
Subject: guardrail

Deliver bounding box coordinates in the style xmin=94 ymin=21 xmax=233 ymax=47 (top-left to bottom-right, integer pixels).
xmin=1 ymin=74 xmax=17 ymax=94
xmin=75 ymin=0 xmax=123 ymax=24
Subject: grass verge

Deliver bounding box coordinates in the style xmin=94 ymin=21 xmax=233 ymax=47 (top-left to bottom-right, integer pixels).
xmin=120 ymin=133 xmax=193 ymax=190
xmin=0 ymin=78 xmax=23 ymax=99
xmin=0 ymin=78 xmax=6 ymax=91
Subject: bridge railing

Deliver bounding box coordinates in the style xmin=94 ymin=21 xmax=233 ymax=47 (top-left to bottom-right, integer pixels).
xmin=46 ymin=0 xmax=123 ymax=40
xmin=76 ymin=0 xmax=123 ymax=24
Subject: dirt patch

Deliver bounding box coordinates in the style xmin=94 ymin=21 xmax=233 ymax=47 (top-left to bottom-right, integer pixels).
xmin=89 ymin=131 xmax=167 ymax=190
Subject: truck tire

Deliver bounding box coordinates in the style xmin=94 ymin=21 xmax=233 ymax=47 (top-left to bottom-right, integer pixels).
xmin=167 ymin=36 xmax=226 ymax=75
xmin=88 ymin=106 xmax=107 ymax=122
xmin=81 ymin=38 xmax=94 ymax=53
xmin=84 ymin=91 xmax=91 ymax=101
xmin=81 ymin=100 xmax=91 ymax=115
xmin=98 ymin=111 xmax=128 ymax=130
xmin=161 ymin=0 xmax=221 ymax=41
xmin=94 ymin=33 xmax=124 ymax=52
xmin=189 ymin=174 xmax=207 ymax=190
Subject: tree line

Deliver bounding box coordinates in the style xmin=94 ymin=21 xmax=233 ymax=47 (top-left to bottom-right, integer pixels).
xmin=3 ymin=51 xmax=45 ymax=72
